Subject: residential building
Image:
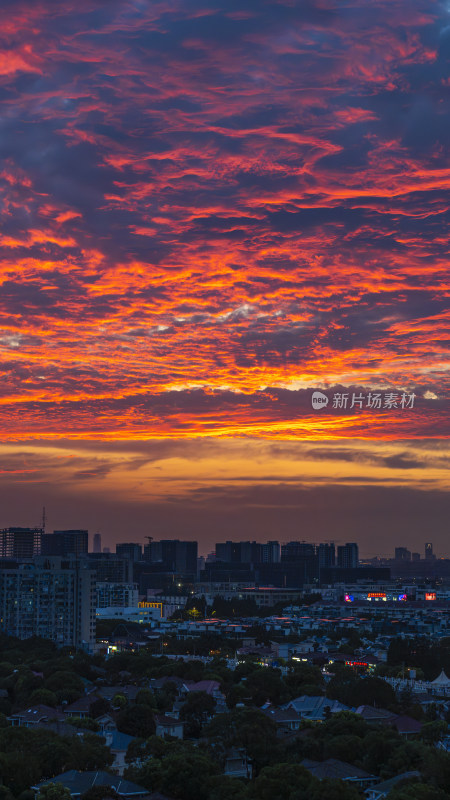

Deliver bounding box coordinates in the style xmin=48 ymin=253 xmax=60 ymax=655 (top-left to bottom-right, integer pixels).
xmin=32 ymin=772 xmax=148 ymax=799
xmin=143 ymin=540 xmax=198 ymax=575
xmin=337 ymin=543 xmax=359 ymax=569
xmin=41 ymin=530 xmax=88 ymax=557
xmin=96 ymin=582 xmax=139 ymax=608
xmin=281 ymin=542 xmax=315 ymax=561
xmin=261 ymin=541 xmax=280 ymax=563
xmin=0 ymin=556 xmax=96 ymax=652
xmin=116 ymin=542 xmax=143 ymax=561
xmin=0 ymin=527 xmax=42 ymax=559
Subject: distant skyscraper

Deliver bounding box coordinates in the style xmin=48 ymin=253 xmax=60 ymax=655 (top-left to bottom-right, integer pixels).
xmin=0 ymin=527 xmax=42 ymax=559
xmin=144 ymin=540 xmax=197 ymax=575
xmin=337 ymin=542 xmax=359 ymax=569
xmin=395 ymin=547 xmax=411 ymax=561
xmin=93 ymin=533 xmax=102 ymax=553
xmin=281 ymin=542 xmax=315 ymax=561
xmin=317 ymin=542 xmax=336 ymax=568
xmin=261 ymin=541 xmax=280 ymax=563
xmin=412 ymin=552 xmax=421 ymax=562
xmin=116 ymin=542 xmax=143 ymax=561
xmin=425 ymin=542 xmax=435 ymax=560
xmin=42 ymin=530 xmax=88 ymax=557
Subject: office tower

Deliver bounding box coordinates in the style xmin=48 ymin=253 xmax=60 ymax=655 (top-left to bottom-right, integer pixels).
xmin=144 ymin=540 xmax=197 ymax=575
xmin=116 ymin=542 xmax=143 ymax=561
xmin=0 ymin=527 xmax=42 ymax=559
xmin=412 ymin=552 xmax=421 ymax=562
xmin=261 ymin=541 xmax=281 ymax=563
xmin=317 ymin=542 xmax=336 ymax=568
xmin=41 ymin=530 xmax=88 ymax=557
xmin=0 ymin=557 xmax=96 ymax=651
xmin=425 ymin=542 xmax=434 ymax=560
xmin=281 ymin=542 xmax=315 ymax=561
xmin=93 ymin=533 xmax=102 ymax=553
xmin=395 ymin=547 xmax=411 ymax=561
xmin=337 ymin=542 xmax=359 ymax=569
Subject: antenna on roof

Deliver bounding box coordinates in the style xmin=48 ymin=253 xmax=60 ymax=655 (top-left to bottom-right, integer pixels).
xmin=42 ymin=506 xmax=46 ymax=531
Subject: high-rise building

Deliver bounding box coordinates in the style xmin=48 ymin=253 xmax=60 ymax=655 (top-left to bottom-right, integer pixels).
xmin=281 ymin=542 xmax=315 ymax=561
xmin=317 ymin=543 xmax=336 ymax=568
xmin=116 ymin=542 xmax=143 ymax=561
xmin=41 ymin=530 xmax=88 ymax=557
xmin=95 ymin=582 xmax=139 ymax=608
xmin=143 ymin=540 xmax=197 ymax=575
xmin=337 ymin=542 xmax=359 ymax=569
xmin=93 ymin=533 xmax=102 ymax=553
xmin=87 ymin=553 xmax=133 ymax=583
xmin=394 ymin=547 xmax=411 ymax=561
xmin=0 ymin=528 xmax=42 ymax=559
xmin=425 ymin=542 xmax=435 ymax=560
xmin=0 ymin=557 xmax=96 ymax=651
xmin=412 ymin=552 xmax=421 ymax=562
xmin=261 ymin=541 xmax=280 ymax=563
xmin=215 ymin=541 xmax=242 ymax=563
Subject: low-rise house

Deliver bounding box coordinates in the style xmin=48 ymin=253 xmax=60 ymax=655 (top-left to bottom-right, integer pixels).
xmin=384 ymin=714 xmax=422 ymax=737
xmin=32 ymin=771 xmax=149 ymax=799
xmin=104 ymin=730 xmax=136 ymax=776
xmin=262 ymin=705 xmax=302 ymax=735
xmin=63 ymin=694 xmax=100 ymax=718
xmin=365 ymin=771 xmax=421 ymax=800
xmin=8 ymin=704 xmax=65 ymax=727
xmin=302 ymin=758 xmax=378 ymax=788
xmin=96 ymin=713 xmax=118 ymax=735
xmin=98 ymin=685 xmax=141 ymax=703
xmin=284 ymin=695 xmax=350 ymax=721
xmin=355 ymin=706 xmax=396 ymax=723
xmin=155 ymin=714 xmax=184 ymax=740
xmin=224 ymin=748 xmax=252 ymax=780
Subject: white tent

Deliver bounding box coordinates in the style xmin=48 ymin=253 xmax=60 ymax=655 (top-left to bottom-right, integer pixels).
xmin=430 ymin=670 xmax=450 ymax=686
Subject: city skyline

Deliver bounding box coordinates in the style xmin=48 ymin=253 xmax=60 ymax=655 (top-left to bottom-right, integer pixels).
xmin=0 ymin=0 xmax=448 ymax=552
xmin=0 ymin=523 xmax=447 ymax=562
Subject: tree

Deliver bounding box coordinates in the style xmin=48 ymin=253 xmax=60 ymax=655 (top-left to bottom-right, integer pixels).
xmin=307 ymin=778 xmax=361 ymax=800
xmin=388 ymin=783 xmax=449 ymax=800
xmin=180 ymin=691 xmax=216 ymax=738
xmin=37 ymin=785 xmax=72 ymax=800
xmin=285 ymin=662 xmax=324 ymax=698
xmin=68 ymin=734 xmax=113 ymax=771
xmin=208 ymin=777 xmax=248 ymax=800
xmin=117 ymin=704 xmax=155 ymax=738
xmin=244 ymin=667 xmax=289 ymax=707
xmin=248 ymin=763 xmax=313 ymax=800
xmin=420 ymin=721 xmax=448 ymax=744
xmin=324 ymin=734 xmax=364 ymax=763
xmin=81 ymin=788 xmax=119 ymax=800
xmin=43 ymin=671 xmax=84 ymax=704
xmin=205 ymin=708 xmax=280 ymax=774
xmin=127 ymin=743 xmax=220 ymax=800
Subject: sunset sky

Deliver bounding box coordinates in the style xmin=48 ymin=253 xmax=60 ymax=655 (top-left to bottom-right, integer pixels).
xmin=0 ymin=0 xmax=448 ymax=555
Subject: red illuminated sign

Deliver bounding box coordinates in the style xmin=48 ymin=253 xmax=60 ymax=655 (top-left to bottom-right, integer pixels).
xmin=425 ymin=592 xmax=436 ymax=601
